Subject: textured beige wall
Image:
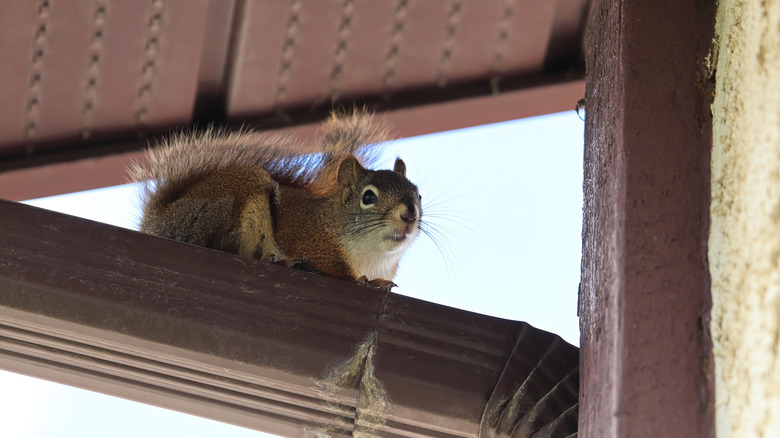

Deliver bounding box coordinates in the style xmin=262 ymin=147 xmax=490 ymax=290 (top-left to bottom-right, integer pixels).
xmin=710 ymin=0 xmax=780 ymax=437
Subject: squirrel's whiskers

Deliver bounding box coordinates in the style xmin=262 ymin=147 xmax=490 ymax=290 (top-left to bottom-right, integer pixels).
xmin=414 ymin=190 xmax=484 ymax=276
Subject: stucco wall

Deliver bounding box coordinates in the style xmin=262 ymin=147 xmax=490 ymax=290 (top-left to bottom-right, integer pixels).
xmin=710 ymin=1 xmax=780 ymax=437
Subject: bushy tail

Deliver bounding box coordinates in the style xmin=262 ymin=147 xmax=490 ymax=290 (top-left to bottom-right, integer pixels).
xmin=318 ymin=109 xmax=391 ymax=160
xmin=129 ymin=110 xmax=393 ymax=213
xmin=270 ymin=109 xmax=393 ymax=195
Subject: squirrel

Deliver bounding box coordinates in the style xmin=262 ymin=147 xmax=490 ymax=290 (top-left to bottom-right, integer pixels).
xmin=130 ymin=112 xmax=421 ymax=290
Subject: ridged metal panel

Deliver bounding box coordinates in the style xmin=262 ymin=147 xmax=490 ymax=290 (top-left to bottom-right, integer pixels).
xmin=0 ymin=0 xmax=208 ymax=153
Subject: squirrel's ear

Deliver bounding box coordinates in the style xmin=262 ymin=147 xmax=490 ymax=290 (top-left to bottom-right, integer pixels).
xmin=337 ymin=155 xmax=365 ymax=186
xmin=393 ymin=158 xmax=406 ymax=177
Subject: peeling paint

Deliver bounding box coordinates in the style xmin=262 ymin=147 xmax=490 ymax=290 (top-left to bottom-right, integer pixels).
xmin=306 ymin=333 xmax=389 ymax=437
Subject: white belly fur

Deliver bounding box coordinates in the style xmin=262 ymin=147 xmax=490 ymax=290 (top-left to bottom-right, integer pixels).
xmin=342 ymin=234 xmax=416 ymax=280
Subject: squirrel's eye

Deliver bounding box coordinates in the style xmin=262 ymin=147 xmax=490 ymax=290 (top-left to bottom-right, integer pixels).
xmin=361 ymin=189 xmax=378 ymax=207
xmin=418 ymin=194 xmax=422 ymax=203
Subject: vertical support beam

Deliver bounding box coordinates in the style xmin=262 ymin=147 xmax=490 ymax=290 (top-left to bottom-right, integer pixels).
xmin=580 ymin=0 xmax=715 ymax=436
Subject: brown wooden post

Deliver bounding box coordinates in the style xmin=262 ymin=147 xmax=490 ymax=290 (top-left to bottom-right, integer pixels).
xmin=580 ymin=0 xmax=715 ymax=436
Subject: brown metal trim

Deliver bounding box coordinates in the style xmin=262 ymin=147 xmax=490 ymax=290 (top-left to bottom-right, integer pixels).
xmin=0 ymin=79 xmax=583 ymax=201
xmin=544 ymin=0 xmax=590 ymax=72
xmin=0 ymin=200 xmax=578 ymax=437
xmin=192 ymin=0 xmax=238 ymax=121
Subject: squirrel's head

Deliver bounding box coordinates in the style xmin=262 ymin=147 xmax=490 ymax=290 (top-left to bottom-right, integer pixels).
xmin=336 ymin=155 xmax=421 ymax=277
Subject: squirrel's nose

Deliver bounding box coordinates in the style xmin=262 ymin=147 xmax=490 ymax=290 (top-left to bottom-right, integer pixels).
xmin=400 ymin=208 xmax=417 ymax=224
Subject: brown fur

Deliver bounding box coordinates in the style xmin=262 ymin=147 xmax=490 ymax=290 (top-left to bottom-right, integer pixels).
xmin=130 ymin=112 xmax=421 ymax=286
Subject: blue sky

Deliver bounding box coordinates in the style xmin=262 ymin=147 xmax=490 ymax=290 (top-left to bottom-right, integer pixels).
xmin=5 ymin=110 xmax=584 ymax=437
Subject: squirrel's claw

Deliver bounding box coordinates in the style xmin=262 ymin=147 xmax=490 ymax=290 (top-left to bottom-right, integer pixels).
xmin=355 ymin=276 xmax=396 ymax=291
xmin=260 ymin=253 xmax=278 ymax=263
xmin=272 ymin=257 xmax=296 ymax=267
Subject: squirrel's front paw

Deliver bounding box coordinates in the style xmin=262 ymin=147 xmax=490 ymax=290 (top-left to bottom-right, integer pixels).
xmin=271 ymin=256 xmax=296 ymax=267
xmin=260 ymin=253 xmax=279 ymax=263
xmin=355 ymin=276 xmax=397 ymax=291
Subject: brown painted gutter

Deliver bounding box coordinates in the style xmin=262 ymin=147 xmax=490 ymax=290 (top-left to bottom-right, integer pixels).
xmin=0 ymin=199 xmax=578 ymax=437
